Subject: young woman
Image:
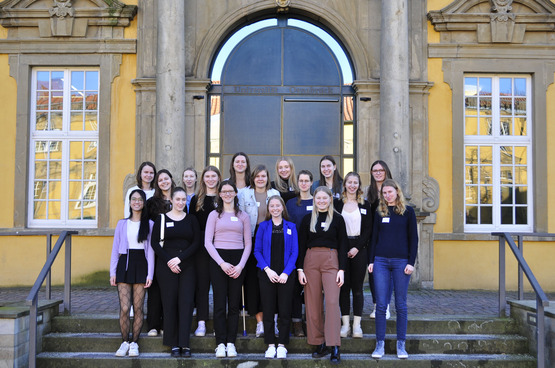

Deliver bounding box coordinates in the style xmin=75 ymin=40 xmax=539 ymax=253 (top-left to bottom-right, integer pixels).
xmin=285 ymin=169 xmax=314 ymax=337
xmin=124 ymin=162 xmax=156 ymax=218
xmin=254 ymin=195 xmax=298 ymax=359
xmin=297 ymin=186 xmax=348 ymax=364
xmin=182 ymin=167 xmax=197 ymax=213
xmin=110 ymin=189 xmax=154 ymax=357
xmin=151 ymin=187 xmax=200 ymax=358
xmin=189 ymin=166 xmax=221 ymax=337
xmin=228 ymin=152 xmax=251 ymax=190
xmin=145 ymin=169 xmax=176 ymax=337
xmin=205 ymin=180 xmax=252 ymax=358
xmin=311 ymin=155 xmax=343 ymax=198
xmin=368 ymin=179 xmax=418 ymax=360
xmin=271 ymin=157 xmax=299 ymax=203
xmin=238 ymin=164 xmax=280 ymax=336
xmin=366 ymin=160 xmax=393 ymax=319
xmin=334 ymin=172 xmax=372 ymax=338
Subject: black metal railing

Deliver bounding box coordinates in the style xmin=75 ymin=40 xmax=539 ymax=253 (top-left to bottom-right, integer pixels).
xmin=0 ymin=230 xmax=78 ymax=368
xmin=492 ymin=232 xmax=551 ymax=368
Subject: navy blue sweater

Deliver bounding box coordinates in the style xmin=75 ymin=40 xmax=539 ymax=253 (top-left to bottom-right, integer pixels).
xmin=369 ymin=205 xmax=418 ymax=266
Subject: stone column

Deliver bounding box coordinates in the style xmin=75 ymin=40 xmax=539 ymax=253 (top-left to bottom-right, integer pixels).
xmin=156 ymin=0 xmax=186 ymax=175
xmin=380 ymin=0 xmax=410 ymax=195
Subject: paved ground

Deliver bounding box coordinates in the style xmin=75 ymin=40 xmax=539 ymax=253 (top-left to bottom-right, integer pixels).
xmin=2 ymin=286 xmax=552 ymax=317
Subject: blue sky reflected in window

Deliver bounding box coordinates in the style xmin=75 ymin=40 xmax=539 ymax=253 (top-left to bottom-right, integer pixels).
xmin=211 ymin=18 xmax=353 ymax=84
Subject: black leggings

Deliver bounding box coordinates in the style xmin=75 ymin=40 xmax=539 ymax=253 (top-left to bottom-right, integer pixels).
xmin=340 ymin=247 xmax=367 ymax=316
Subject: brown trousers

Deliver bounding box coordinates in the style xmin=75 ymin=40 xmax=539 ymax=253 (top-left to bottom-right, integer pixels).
xmin=304 ymin=247 xmax=341 ymax=347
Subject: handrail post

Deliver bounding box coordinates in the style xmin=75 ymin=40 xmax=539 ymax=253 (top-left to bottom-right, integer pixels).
xmin=536 ymin=295 xmax=545 ymax=368
xmin=64 ymin=233 xmax=72 ymax=315
xmin=498 ymin=235 xmax=506 ymax=317
xmin=29 ymin=295 xmax=38 ymax=368
xmin=46 ymin=233 xmax=52 ymax=300
xmin=517 ymin=235 xmax=524 ymax=300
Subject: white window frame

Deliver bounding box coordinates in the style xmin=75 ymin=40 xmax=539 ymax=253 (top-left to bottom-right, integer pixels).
xmin=28 ymin=68 xmax=99 ymax=228
xmin=464 ymin=74 xmax=533 ymax=233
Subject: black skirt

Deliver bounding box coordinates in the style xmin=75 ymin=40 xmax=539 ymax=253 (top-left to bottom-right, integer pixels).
xmin=116 ymin=249 xmax=148 ymax=284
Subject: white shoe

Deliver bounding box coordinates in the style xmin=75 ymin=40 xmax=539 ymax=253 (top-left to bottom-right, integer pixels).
xmin=215 ymin=343 xmax=226 ymax=358
xmin=276 ymin=346 xmax=287 ymax=359
xmin=340 ymin=315 xmax=350 ymax=337
xmin=265 ymin=345 xmax=276 ymax=358
xmin=352 ymin=316 xmax=363 ymax=338
xmin=115 ymin=341 xmax=129 ymax=357
xmin=256 ymin=321 xmax=264 ymax=337
xmin=147 ymin=329 xmax=158 ymax=337
xmin=128 ymin=342 xmax=139 ymax=357
xmin=195 ymin=322 xmax=206 ymax=337
xmin=370 ymin=304 xmax=376 ymax=319
xmin=372 ymin=340 xmax=385 ymax=359
xmin=386 ymin=305 xmax=391 ymax=320
xmin=226 ymin=343 xmax=237 ymax=357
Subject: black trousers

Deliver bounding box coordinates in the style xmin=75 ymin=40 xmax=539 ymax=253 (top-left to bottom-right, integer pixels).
xmin=156 ymin=249 xmax=195 ymax=348
xmin=244 ymin=249 xmax=261 ymax=316
xmin=147 ymin=255 xmax=163 ymax=331
xmin=210 ymin=249 xmax=246 ymax=345
xmin=194 ymin=240 xmax=211 ymax=322
xmin=340 ymin=247 xmax=367 ymax=316
xmin=258 ymin=270 xmax=295 ymax=345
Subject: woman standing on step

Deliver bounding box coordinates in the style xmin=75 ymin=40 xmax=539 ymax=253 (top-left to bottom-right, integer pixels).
xmin=334 ymin=172 xmax=372 ymax=339
xmin=368 ymin=179 xmax=418 ymax=360
xmin=254 ymin=195 xmax=298 ymax=359
xmin=297 ymin=186 xmax=348 ymax=364
xmin=205 ymin=180 xmax=252 ymax=358
xmin=151 ymin=187 xmax=201 ymax=358
xmin=110 ymin=189 xmax=154 ymax=358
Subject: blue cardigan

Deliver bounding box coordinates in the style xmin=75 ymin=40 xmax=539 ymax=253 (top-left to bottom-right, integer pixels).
xmin=254 ymin=219 xmax=298 ymax=276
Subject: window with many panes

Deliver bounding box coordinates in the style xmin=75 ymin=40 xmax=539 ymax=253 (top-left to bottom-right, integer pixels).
xmin=28 ymin=68 xmax=99 ymax=227
xmin=464 ymin=75 xmax=532 ymax=232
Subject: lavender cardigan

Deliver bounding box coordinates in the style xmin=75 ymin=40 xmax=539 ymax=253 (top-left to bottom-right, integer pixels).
xmin=110 ymin=219 xmax=155 ymax=281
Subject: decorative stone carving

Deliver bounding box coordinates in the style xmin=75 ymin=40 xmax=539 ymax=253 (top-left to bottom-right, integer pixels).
xmin=50 ymin=0 xmax=74 ymax=18
xmin=491 ymin=0 xmax=513 ymax=16
xmin=490 ymin=0 xmax=515 ymax=42
xmin=276 ymin=0 xmax=290 ymax=13
xmin=49 ymin=0 xmax=74 ymax=36
xmin=422 ymin=176 xmax=440 ymax=213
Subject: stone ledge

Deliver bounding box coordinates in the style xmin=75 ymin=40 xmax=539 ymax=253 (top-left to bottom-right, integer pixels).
xmin=0 ymin=300 xmax=62 ymax=319
xmin=508 ymin=300 xmax=555 ymax=318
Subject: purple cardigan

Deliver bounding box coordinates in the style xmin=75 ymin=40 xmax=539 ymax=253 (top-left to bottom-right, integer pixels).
xmin=110 ymin=219 xmax=155 ymax=281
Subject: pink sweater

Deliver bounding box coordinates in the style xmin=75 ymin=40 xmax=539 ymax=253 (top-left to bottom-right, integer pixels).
xmin=204 ymin=210 xmax=252 ymax=269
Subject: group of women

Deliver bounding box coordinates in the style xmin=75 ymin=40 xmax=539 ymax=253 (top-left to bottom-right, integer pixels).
xmin=109 ymin=154 xmax=418 ymax=362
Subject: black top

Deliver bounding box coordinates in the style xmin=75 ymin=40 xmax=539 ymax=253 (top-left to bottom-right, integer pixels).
xmin=334 ymin=199 xmax=373 ymax=250
xmin=271 ymin=181 xmax=297 ymax=204
xmin=189 ymin=195 xmax=217 ymax=231
xmin=297 ymin=211 xmax=349 ymax=270
xmin=146 ymin=196 xmax=171 ymax=222
xmin=270 ymin=222 xmax=285 ymax=274
xmin=151 ymin=214 xmax=201 ymax=264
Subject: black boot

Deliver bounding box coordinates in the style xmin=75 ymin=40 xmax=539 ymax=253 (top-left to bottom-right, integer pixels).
xmin=312 ymin=343 xmax=330 ymax=358
xmin=330 ymin=346 xmax=341 ymax=363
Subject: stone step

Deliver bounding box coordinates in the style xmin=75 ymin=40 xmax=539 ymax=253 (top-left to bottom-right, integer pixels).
xmin=36 ymin=352 xmax=536 ymax=368
xmin=51 ymin=315 xmax=520 ymax=335
xmin=42 ymin=332 xmax=529 ymax=355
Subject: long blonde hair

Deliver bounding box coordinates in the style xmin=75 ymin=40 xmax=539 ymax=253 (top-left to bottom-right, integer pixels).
xmin=310 ymin=186 xmax=334 ymax=233
xmin=340 ymin=172 xmax=364 ymax=205
xmin=377 ymin=179 xmax=407 ymax=217
xmin=195 ymin=166 xmax=221 ymax=212
xmin=274 ymin=157 xmax=299 ymax=193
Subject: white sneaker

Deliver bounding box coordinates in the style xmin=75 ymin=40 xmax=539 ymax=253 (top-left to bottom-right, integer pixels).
xmin=255 ymin=321 xmax=264 ymax=337
xmin=386 ymin=305 xmax=391 ymax=320
xmin=128 ymin=342 xmax=139 ymax=357
xmin=276 ymin=346 xmax=287 ymax=359
xmin=226 ymin=343 xmax=237 ymax=357
xmin=147 ymin=329 xmax=158 ymax=337
xmin=340 ymin=324 xmax=350 ymax=337
xmin=115 ymin=341 xmax=129 ymax=357
xmin=352 ymin=324 xmax=363 ymax=338
xmin=195 ymin=322 xmax=206 ymax=337
xmin=265 ymin=345 xmax=276 ymax=358
xmin=370 ymin=304 xmax=376 ymax=319
xmin=215 ymin=343 xmax=226 ymax=358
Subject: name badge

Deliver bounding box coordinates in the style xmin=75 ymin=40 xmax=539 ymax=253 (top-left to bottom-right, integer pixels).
xmin=231 ymin=217 xmax=238 ymax=222
xmin=166 ymin=222 xmax=174 ymax=228
xmin=382 ymin=217 xmax=390 ymax=223
xmin=306 ymin=206 xmax=313 ymax=211
xmin=321 ymin=222 xmax=326 ymax=228
xmin=360 ymin=208 xmax=367 ymax=215
xmin=287 ymin=229 xmax=292 ymax=235
xmin=256 ymin=202 xmax=260 ymax=207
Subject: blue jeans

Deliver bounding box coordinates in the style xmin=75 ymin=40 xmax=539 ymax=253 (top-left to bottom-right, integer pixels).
xmin=373 ymin=257 xmax=411 ymax=341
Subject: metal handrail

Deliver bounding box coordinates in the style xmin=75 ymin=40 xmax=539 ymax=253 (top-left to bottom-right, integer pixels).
xmin=492 ymin=232 xmax=551 ymax=368
xmin=19 ymin=230 xmax=78 ymax=368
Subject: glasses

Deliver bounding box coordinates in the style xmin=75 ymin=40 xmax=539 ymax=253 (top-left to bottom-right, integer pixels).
xmin=372 ymin=169 xmax=386 ymax=173
xmin=220 ymin=190 xmax=236 ymax=195
xmin=130 ymin=198 xmax=144 ymax=203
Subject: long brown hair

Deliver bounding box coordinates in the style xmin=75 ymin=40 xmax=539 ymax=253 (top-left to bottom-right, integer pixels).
xmin=195 ymin=166 xmax=221 ymax=212
xmin=377 ymin=179 xmax=407 ymax=217
xmin=274 ymin=157 xmax=299 ymax=193
xmin=340 ymin=172 xmax=364 ymax=205
xmin=318 ymin=155 xmax=342 ymax=194
xmin=367 ymin=160 xmax=393 ymax=204
xmin=229 ymin=152 xmax=251 ymax=187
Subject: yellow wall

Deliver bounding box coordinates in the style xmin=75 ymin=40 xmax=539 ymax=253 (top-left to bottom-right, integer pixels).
xmin=0 ymin=236 xmax=112 ymax=286
xmin=547 ymin=76 xmax=555 ymax=231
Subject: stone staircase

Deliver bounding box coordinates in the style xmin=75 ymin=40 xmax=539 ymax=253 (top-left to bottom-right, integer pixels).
xmin=37 ymin=315 xmax=536 ymax=367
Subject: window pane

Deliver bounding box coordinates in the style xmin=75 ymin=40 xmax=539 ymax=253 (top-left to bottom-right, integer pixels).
xmin=83 ymin=161 xmax=96 ymax=179
xmin=51 ymin=71 xmax=64 ymax=90
xmin=479 ymin=117 xmax=492 ymax=135
xmin=209 ymin=96 xmax=221 ymax=154
xmin=480 ymin=146 xmax=492 ymax=164
xmin=480 ymin=186 xmax=492 ymax=204
xmin=464 ymin=77 xmax=477 ymax=96
xmin=480 ymin=207 xmax=492 ymax=224
xmin=479 ymin=77 xmax=492 ymax=96
xmin=71 ymin=91 xmax=84 ymax=110
xmin=515 ymin=207 xmax=527 ymax=224
xmin=514 ymin=78 xmax=526 ymax=96
xmin=70 ymin=141 xmax=83 ymax=160
xmin=514 ymin=147 xmax=526 ymax=164
xmin=49 ymin=201 xmax=61 ymax=220
xmin=479 ymin=97 xmax=491 ymax=116
xmin=480 ymin=166 xmax=492 ymax=184
xmin=70 ymin=112 xmax=83 ymax=131
xmin=50 ymin=112 xmax=63 ymax=131
xmin=34 ymin=181 xmax=47 ymax=200
xmin=499 ymin=97 xmax=512 ymax=116
xmin=465 ymin=146 xmax=478 ymax=164
xmin=466 ymin=186 xmax=478 ymax=204
xmin=71 ymin=71 xmax=84 ymax=91
xmin=68 ymin=202 xmax=82 ymax=220
xmin=514 ymin=97 xmax=526 ymax=115
xmin=515 ymin=167 xmax=527 ymax=185
xmin=37 ymin=92 xmax=49 ymax=110
xmin=37 ymin=71 xmax=49 ymax=90
xmin=85 ymin=71 xmax=98 ymax=90
xmin=35 ymin=112 xmax=48 ymax=131
xmin=69 ymin=162 xmax=82 ymax=180
xmin=49 ymin=142 xmax=62 ymax=160
xmin=515 ymin=187 xmax=527 ymax=204
xmin=34 ymin=202 xmax=47 ymax=219
xmin=501 ymin=206 xmax=513 ymax=224
xmin=465 ymin=117 xmax=477 ymax=135
xmin=48 ymin=181 xmax=61 ymax=200
xmin=500 ymin=117 xmax=511 ymax=136
xmin=500 ymin=186 xmax=513 ymax=204
xmin=34 ymin=161 xmax=47 ymax=180
xmin=500 ymin=146 xmax=513 ymax=164
xmin=499 ymin=78 xmax=512 ymax=95
xmin=35 ymin=141 xmax=48 ymax=160
xmin=84 ymin=141 xmax=97 ymax=160
xmin=49 ymin=161 xmax=62 ymax=180
xmin=466 ymin=206 xmax=478 ymax=224
xmin=85 ymin=92 xmax=98 ymax=110
xmin=465 ymin=167 xmax=477 ymax=184
xmin=85 ymin=113 xmax=98 ymax=131
xmin=343 ymin=158 xmax=353 ymax=177
xmin=500 ymin=166 xmax=513 ymax=184
xmin=51 ymin=91 xmax=63 ymax=111
xmin=465 ymin=97 xmax=477 ymax=113
xmin=344 ymin=123 xmax=353 ymax=155
xmin=69 ymin=182 xmax=82 ymax=200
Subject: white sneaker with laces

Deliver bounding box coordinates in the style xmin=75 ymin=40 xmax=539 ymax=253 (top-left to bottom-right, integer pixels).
xmin=255 ymin=321 xmax=264 ymax=337
xmin=147 ymin=329 xmax=158 ymax=337
xmin=276 ymin=346 xmax=287 ymax=359
xmin=128 ymin=342 xmax=139 ymax=357
xmin=265 ymin=345 xmax=276 ymax=358
xmin=115 ymin=341 xmax=130 ymax=357
xmin=195 ymin=322 xmax=206 ymax=337
xmin=226 ymin=343 xmax=237 ymax=357
xmin=215 ymin=343 xmax=226 ymax=358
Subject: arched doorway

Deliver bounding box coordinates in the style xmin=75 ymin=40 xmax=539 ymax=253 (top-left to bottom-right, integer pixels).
xmin=208 ymin=17 xmax=355 ymax=175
